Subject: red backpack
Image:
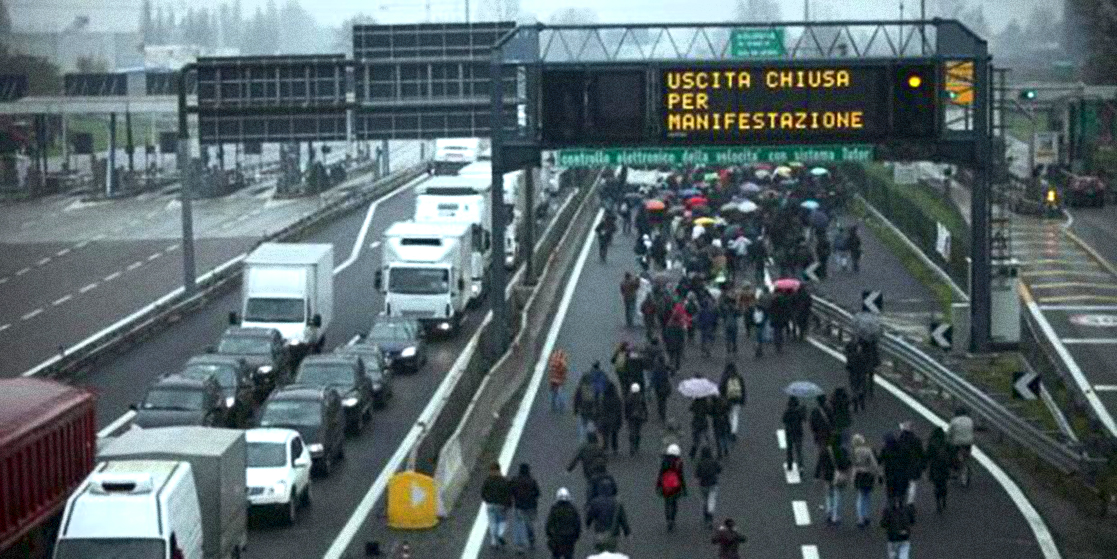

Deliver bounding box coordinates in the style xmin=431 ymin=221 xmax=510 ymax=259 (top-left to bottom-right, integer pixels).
xmin=660 ymin=468 xmax=681 ymax=496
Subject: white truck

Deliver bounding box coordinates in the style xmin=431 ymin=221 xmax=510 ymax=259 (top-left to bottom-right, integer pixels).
xmin=55 ymin=427 xmax=247 ymax=559
xmin=414 ymin=175 xmax=492 ymax=299
xmin=236 ymin=243 xmax=334 ymax=357
xmin=457 ymin=162 xmax=550 ymax=268
xmin=432 ymin=138 xmax=490 ymax=175
xmin=376 ymin=221 xmax=473 ymax=334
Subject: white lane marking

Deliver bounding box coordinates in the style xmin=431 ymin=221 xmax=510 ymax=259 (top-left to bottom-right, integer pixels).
xmin=801 ymin=545 xmax=820 ymax=559
xmin=1061 ymin=338 xmax=1117 ymax=345
xmin=807 ymin=337 xmax=1063 ymax=559
xmin=785 ymin=464 xmax=802 ymax=485
xmin=56 ymin=248 xmax=71 ymax=257
xmin=792 ymin=501 xmax=811 ymax=526
xmin=36 ymin=257 xmax=51 ymax=266
xmin=165 ymin=243 xmax=179 ymax=252
xmin=0 ymin=277 xmax=7 ymax=284
xmin=92 ymin=233 xmax=106 ymax=241
xmin=345 ymin=334 xmax=361 ymax=346
xmin=98 ymin=410 xmax=137 ymax=438
xmin=460 ymin=210 xmax=601 ymax=559
xmin=104 ymin=271 xmax=121 ymax=282
xmin=126 ymin=261 xmax=143 ymax=271
xmin=74 ymin=240 xmax=90 ymax=249
xmin=21 ymin=308 xmax=43 ymax=320
xmin=147 ymin=252 xmax=161 ymax=262
xmin=52 ymin=294 xmax=72 ymax=306
xmin=0 ymin=323 xmax=9 ymax=333
xmin=369 ymin=241 xmax=381 ymax=249
xmin=1038 ymin=304 xmax=1117 ymax=311
xmin=777 ymin=428 xmax=787 ymax=449
xmin=334 ymin=174 xmax=427 ymax=275
xmin=1094 ymin=385 xmax=1117 ymax=392
xmin=79 ymin=282 xmax=98 ymax=294
xmin=15 ymin=267 xmax=30 ymax=276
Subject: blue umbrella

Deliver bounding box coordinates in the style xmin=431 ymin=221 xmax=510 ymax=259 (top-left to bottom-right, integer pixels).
xmin=784 ymin=380 xmax=825 ymax=398
xmin=679 ymin=188 xmax=701 ymax=197
xmin=809 ymin=209 xmax=829 ymax=229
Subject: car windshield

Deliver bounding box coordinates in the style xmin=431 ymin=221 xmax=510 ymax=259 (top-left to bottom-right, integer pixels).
xmin=142 ymin=388 xmax=204 ymax=411
xmin=247 ymin=441 xmax=288 ymax=468
xmin=259 ymin=400 xmax=320 ymax=427
xmin=180 ymin=363 xmax=238 ymax=388
xmin=368 ymin=321 xmax=412 ymax=342
xmin=217 ymin=335 xmax=271 ymax=355
xmin=388 ymin=267 xmax=450 ymax=295
xmin=296 ymin=364 xmax=352 ymax=387
xmin=53 ymin=538 xmax=165 ymax=559
xmin=244 ymin=297 xmax=305 ymax=323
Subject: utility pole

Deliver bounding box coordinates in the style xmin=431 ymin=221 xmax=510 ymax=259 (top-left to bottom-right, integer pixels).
xmin=177 ymin=70 xmax=197 ymax=295
xmin=803 ymin=0 xmax=810 ymax=21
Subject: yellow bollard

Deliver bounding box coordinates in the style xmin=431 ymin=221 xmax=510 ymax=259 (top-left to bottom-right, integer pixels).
xmin=387 ymin=471 xmax=439 ymax=529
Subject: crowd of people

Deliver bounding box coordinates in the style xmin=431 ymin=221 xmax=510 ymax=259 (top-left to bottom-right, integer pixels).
xmin=477 ymin=164 xmax=976 ymax=559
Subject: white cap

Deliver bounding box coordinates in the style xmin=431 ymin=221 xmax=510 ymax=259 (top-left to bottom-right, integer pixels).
xmin=630 ymin=383 xmax=641 ymax=394
xmin=666 ymin=444 xmax=681 ymax=456
xmin=555 ymin=487 xmax=571 ymax=501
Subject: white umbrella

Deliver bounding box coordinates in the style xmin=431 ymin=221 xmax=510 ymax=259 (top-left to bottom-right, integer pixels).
xmin=754 ymin=169 xmax=771 ymax=179
xmin=810 ymin=167 xmax=830 ymax=177
xmin=774 ymin=166 xmax=793 ymax=178
xmin=678 ymin=377 xmax=719 ymax=399
xmin=800 ymin=199 xmax=821 ymax=210
xmin=741 ymin=182 xmax=762 ymax=194
xmin=738 ymin=200 xmax=760 ymax=213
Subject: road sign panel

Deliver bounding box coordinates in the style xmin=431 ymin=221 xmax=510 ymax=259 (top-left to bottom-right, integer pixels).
xmin=1033 ymin=132 xmax=1059 ymax=166
xmin=945 ymin=61 xmax=973 ymax=106
xmin=554 ymin=145 xmax=873 ymax=168
xmin=862 ymin=290 xmax=883 ymax=314
xmin=730 ymin=28 xmax=786 ymax=58
xmin=804 ymin=261 xmax=821 ymax=282
xmin=930 ymin=322 xmax=953 ymax=349
xmin=1012 ymin=371 xmax=1041 ymax=400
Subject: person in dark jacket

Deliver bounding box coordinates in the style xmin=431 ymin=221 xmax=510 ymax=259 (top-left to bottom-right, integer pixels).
xmin=782 ymin=396 xmax=807 ymax=471
xmin=878 ymin=432 xmax=909 ymax=510
xmin=848 ymin=226 xmax=862 ymax=272
xmin=769 ymin=291 xmax=791 ymax=354
xmin=689 ymin=396 xmax=711 ymax=458
xmin=720 ymin=363 xmax=746 ymax=441
xmin=845 ymin=340 xmax=868 ymax=413
xmin=792 ymin=285 xmax=813 ymax=341
xmin=567 ymin=433 xmax=607 ymax=482
xmin=545 ymin=488 xmax=581 ymax=559
xmin=620 ymin=272 xmax=640 ymax=328
xmin=925 ymin=427 xmax=952 ymax=514
xmin=585 ymin=462 xmax=618 ymax=505
xmin=624 ymin=383 xmax=649 ymax=455
xmin=710 ymin=396 xmax=732 ymax=459
xmin=809 ymin=395 xmax=834 ymax=457
xmin=830 ymin=388 xmax=852 ymax=444
xmin=481 ymin=462 xmax=512 ymax=548
xmin=650 ymin=356 xmax=672 ymax=422
xmin=881 ymin=501 xmax=912 ymax=559
xmin=695 ymin=447 xmax=723 ymax=528
xmin=897 ymin=421 xmax=925 ymax=522
xmin=584 ymin=488 xmax=631 ymax=552
xmin=696 ymin=301 xmax=719 ymax=357
xmin=711 ymin=518 xmax=746 ymax=559
xmin=721 ymin=295 xmax=740 ymax=356
xmin=599 ymin=381 xmax=624 ymax=455
xmin=510 ymin=463 xmax=541 ymax=551
xmin=657 ymin=444 xmax=688 ymax=532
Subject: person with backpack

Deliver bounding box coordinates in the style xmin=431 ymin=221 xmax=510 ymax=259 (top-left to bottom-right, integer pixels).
xmin=586 ymin=462 xmax=618 ymax=505
xmin=711 ymin=517 xmax=746 ymax=559
xmin=510 ymin=463 xmax=541 ymax=552
xmin=720 ymin=363 xmax=746 ymax=441
xmin=567 ymin=433 xmax=607 ymax=482
xmin=695 ymin=446 xmax=723 ymax=529
xmin=851 ymin=433 xmax=883 ymax=527
xmin=897 ymin=421 xmax=926 ymax=523
xmin=584 ymin=482 xmax=631 ymax=553
xmin=817 ymin=434 xmax=852 ymax=525
xmin=481 ymin=462 xmax=513 ymax=548
xmin=624 ymin=383 xmax=649 ymax=455
xmin=547 ymin=349 xmax=569 ymax=413
xmin=656 ymin=443 xmax=688 ymax=532
xmin=545 ymin=488 xmax=581 ymax=559
xmin=881 ymin=501 xmax=913 ymax=559
xmin=600 ymin=382 xmax=624 ymax=455
xmin=781 ymin=396 xmax=807 ymax=471
xmin=878 ymin=432 xmax=909 ymax=510
xmin=573 ymin=375 xmax=599 ymax=443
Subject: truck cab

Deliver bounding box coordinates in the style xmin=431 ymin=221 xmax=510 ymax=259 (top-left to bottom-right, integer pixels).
xmin=235 ymin=243 xmax=334 ymax=359
xmin=376 ymin=221 xmax=472 ymax=334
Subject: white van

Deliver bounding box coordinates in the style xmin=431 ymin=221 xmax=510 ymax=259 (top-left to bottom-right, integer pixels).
xmin=54 ymin=460 xmax=203 ymax=559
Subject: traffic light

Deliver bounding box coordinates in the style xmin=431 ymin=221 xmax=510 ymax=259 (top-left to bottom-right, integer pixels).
xmin=1019 ymin=89 xmax=1037 ymax=100
xmin=892 ymin=63 xmax=938 ymax=138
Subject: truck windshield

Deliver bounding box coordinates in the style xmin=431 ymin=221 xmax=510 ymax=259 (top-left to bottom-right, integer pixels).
xmin=142 ymin=389 xmax=204 ymax=411
xmin=180 ymin=363 xmax=237 ymax=389
xmin=217 ymin=336 xmax=271 ymax=355
xmin=247 ymin=441 xmax=288 ymax=468
xmin=244 ymin=297 xmax=305 ymax=323
xmin=259 ymin=401 xmax=320 ymax=427
xmin=53 ymin=537 xmax=164 ymax=559
xmin=388 ymin=268 xmax=450 ymax=295
xmin=296 ymin=364 xmax=352 ymax=388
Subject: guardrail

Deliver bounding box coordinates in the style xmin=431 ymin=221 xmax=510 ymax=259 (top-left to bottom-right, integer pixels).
xmin=810 ymin=293 xmax=1097 ymax=477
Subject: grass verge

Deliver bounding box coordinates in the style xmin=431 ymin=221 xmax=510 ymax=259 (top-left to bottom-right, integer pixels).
xmin=864 ymin=162 xmax=969 ymax=242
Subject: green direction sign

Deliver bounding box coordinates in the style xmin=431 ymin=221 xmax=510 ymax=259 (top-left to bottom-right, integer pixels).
xmin=555 ymin=145 xmax=874 ymax=168
xmin=730 ymin=28 xmax=786 ymax=58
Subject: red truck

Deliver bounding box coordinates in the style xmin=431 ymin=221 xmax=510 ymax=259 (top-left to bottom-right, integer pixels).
xmin=0 ymin=378 xmax=96 ymax=559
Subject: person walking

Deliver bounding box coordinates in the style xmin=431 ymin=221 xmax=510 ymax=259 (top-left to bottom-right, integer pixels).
xmin=792 ymin=286 xmax=812 ymax=341
xmin=584 ymin=482 xmax=631 ymax=553
xmin=751 ymin=299 xmax=769 ymax=359
xmin=721 ymin=293 xmax=740 ymax=356
xmin=844 ymin=341 xmax=868 ymax=413
xmin=782 ymin=396 xmax=807 ymax=471
xmin=662 ymin=417 xmax=682 ymax=450
xmin=624 ymin=383 xmax=648 ymax=455
xmin=925 ymin=427 xmax=952 ymax=513
xmin=848 ymin=226 xmax=862 ymax=273
xmin=600 ymin=381 xmax=624 ymax=455
xmin=710 ymin=396 xmax=732 ymax=459
xmin=809 ymin=395 xmax=834 ymax=459
xmin=656 ymin=444 xmax=688 ymax=532
xmin=897 ymin=421 xmax=925 ymax=523
xmin=481 ymin=462 xmax=512 ymax=549
xmin=711 ymin=518 xmax=746 ymax=559
xmin=650 ymin=357 xmax=672 ymax=423
xmin=689 ymin=395 xmax=712 ymax=459
xmin=510 ymin=463 xmax=541 ymax=552
xmin=620 ymin=272 xmax=640 ymax=328
xmin=596 ymin=216 xmax=616 ymax=263
xmin=881 ymin=501 xmax=913 ymax=559
xmin=770 ymin=290 xmax=791 ymax=354
xmin=878 ymin=432 xmax=910 ymax=510
xmin=695 ymin=446 xmax=723 ymax=529
xmin=664 ymin=303 xmax=689 ymax=371
xmin=586 ymin=463 xmax=618 ymax=505
xmin=851 ymin=433 xmax=883 ymax=527
xmin=830 ymin=388 xmax=852 ymax=444
xmin=816 ymin=434 xmax=851 ymax=525
xmin=567 ymin=433 xmax=608 ymax=483
xmin=720 ymin=363 xmax=746 ymax=441
xmin=547 ymin=349 xmax=569 ymax=413
xmin=573 ymin=375 xmax=601 ymax=443
xmin=815 ymin=233 xmax=831 ymax=280
xmin=545 ymin=488 xmax=581 ymax=559
xmin=696 ymin=300 xmax=719 ymax=358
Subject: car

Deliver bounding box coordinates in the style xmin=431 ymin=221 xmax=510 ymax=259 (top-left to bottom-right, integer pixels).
xmin=335 ymin=342 xmax=394 ymax=409
xmin=364 ymin=317 xmax=427 ymax=373
xmin=257 ymin=384 xmax=344 ymax=476
xmin=132 ymin=375 xmax=226 ymax=429
xmin=179 ymin=354 xmax=259 ymax=427
xmin=1068 ymin=176 xmax=1106 ymax=207
xmin=245 ymin=428 xmax=313 ymax=525
xmin=293 ymin=355 xmax=375 ymax=435
xmin=214 ymin=326 xmax=293 ymax=391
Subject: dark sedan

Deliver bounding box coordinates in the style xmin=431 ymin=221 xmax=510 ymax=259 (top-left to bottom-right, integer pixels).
xmin=293 ymin=355 xmax=375 ymax=435
xmin=364 ymin=318 xmax=426 ymax=373
xmin=214 ymin=327 xmax=293 ymax=391
xmin=178 ymin=355 xmax=259 ymax=427
xmin=132 ymin=375 xmax=226 ymax=429
xmin=334 ymin=342 xmax=394 ymax=409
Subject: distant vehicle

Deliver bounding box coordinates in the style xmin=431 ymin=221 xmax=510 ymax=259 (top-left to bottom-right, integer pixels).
xmin=0 ymin=379 xmax=96 ymax=559
xmin=432 ymin=137 xmax=488 ymax=175
xmin=333 ymin=341 xmax=393 ymax=409
xmin=364 ymin=317 xmax=426 ymax=373
xmin=234 ymin=243 xmax=334 ymax=358
xmin=293 ymin=355 xmax=374 ymax=435
xmin=414 ymin=174 xmax=493 ymax=299
xmin=377 ymin=221 xmax=473 ymax=334
xmin=245 ymin=428 xmax=312 ymax=525
xmin=213 ymin=326 xmax=293 ymax=390
xmin=257 ymin=385 xmax=345 ymax=476
xmin=1067 ymin=175 xmax=1106 ymax=207
xmin=179 ymin=355 xmax=259 ymax=427
xmin=133 ymin=375 xmax=226 ymax=429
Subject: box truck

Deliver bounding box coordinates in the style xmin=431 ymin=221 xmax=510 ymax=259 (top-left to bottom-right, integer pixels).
xmin=0 ymin=379 xmax=96 ymax=559
xmin=431 ymin=137 xmax=489 ymax=175
xmin=376 ymin=221 xmax=472 ymax=334
xmin=414 ymin=175 xmax=492 ymax=300
xmin=457 ymin=162 xmax=548 ymax=268
xmin=235 ymin=243 xmax=334 ymax=358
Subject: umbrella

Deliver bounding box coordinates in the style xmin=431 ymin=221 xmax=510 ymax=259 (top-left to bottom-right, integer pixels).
xmin=645 ymin=199 xmax=666 ymax=211
xmin=754 ymin=169 xmax=771 ymax=179
xmin=694 ymin=216 xmax=716 ymax=226
xmin=800 ymin=199 xmax=821 ymax=210
xmin=738 ymin=200 xmax=759 ymax=213
xmin=774 ymin=278 xmax=801 ymax=292
xmin=754 ymin=163 xmax=774 ymax=171
xmin=853 ymin=312 xmax=883 ymax=341
xmin=784 ymin=380 xmax=825 ymax=398
xmin=678 ymin=377 xmax=720 ymax=399
xmin=809 ymin=209 xmax=830 ymax=230
xmin=810 ymin=167 xmax=830 ymax=177
xmin=686 ymin=196 xmax=708 ymax=207
xmin=741 ymin=182 xmax=762 ymax=194
xmin=721 ymin=202 xmax=743 ymax=214
xmin=789 ymin=161 xmax=806 ymax=168
xmin=775 ymin=166 xmax=793 ymax=178
xmin=679 ymin=188 xmax=702 ymax=197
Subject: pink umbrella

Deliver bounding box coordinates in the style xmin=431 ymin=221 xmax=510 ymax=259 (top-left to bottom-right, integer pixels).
xmin=774 ymin=278 xmax=801 ymax=292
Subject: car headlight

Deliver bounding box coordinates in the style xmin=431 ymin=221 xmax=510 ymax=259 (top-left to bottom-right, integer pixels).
xmin=470 ymin=284 xmax=480 ymax=295
xmin=400 ymin=346 xmax=417 ymax=358
xmin=286 ymin=340 xmax=304 ymax=347
xmin=225 ymin=397 xmax=236 ymax=408
xmin=343 ymin=397 xmax=359 ymax=407
xmin=307 ymin=443 xmax=323 ymax=453
xmin=438 ymin=322 xmax=452 ymax=331
xmin=256 ymin=365 xmax=274 ymax=375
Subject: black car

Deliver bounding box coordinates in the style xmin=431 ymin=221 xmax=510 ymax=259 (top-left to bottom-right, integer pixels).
xmin=257 ymin=384 xmax=345 ymax=476
xmin=364 ymin=318 xmax=426 ymax=373
xmin=133 ymin=375 xmax=226 ymax=429
xmin=214 ymin=327 xmax=293 ymax=391
xmin=178 ymin=355 xmax=259 ymax=427
xmin=293 ymin=355 xmax=375 ymax=435
xmin=334 ymin=342 xmax=394 ymax=409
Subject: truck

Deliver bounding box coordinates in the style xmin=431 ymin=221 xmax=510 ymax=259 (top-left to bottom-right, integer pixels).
xmin=431 ymin=137 xmax=489 ymax=175
xmin=235 ymin=243 xmax=334 ymax=360
xmin=414 ymin=175 xmax=492 ymax=300
xmin=457 ymin=162 xmax=549 ymax=268
xmin=62 ymin=426 xmax=249 ymax=559
xmin=376 ymin=220 xmax=472 ymax=334
xmin=0 ymin=379 xmax=96 ymax=559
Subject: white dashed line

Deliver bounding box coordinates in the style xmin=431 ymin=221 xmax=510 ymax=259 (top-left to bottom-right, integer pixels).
xmin=79 ymin=283 xmax=98 ymax=294
xmin=1062 ymin=338 xmax=1117 ymax=345
xmin=15 ymin=267 xmax=30 ymax=276
xmin=21 ymin=308 xmax=43 ymax=320
xmin=236 ymin=214 xmax=249 ymax=222
xmin=56 ymin=248 xmax=71 ymax=257
xmin=369 ymin=241 xmax=381 ymax=249
xmin=36 ymin=257 xmax=50 ymax=266
xmin=792 ymin=501 xmax=811 ymax=526
xmin=147 ymin=253 xmax=162 ymax=262
xmin=127 ymin=261 xmax=143 ymax=271
xmin=165 ymin=244 xmax=179 ymax=252
xmin=74 ymin=240 xmax=90 ymax=249
xmin=52 ymin=295 xmax=72 ymax=306
xmin=785 ymin=464 xmax=802 ymax=485
xmin=776 ymin=429 xmax=787 ymax=449
xmin=1094 ymin=385 xmax=1117 ymax=392
xmin=0 ymin=324 xmax=9 ymax=333
xmin=104 ymin=271 xmax=122 ymax=282
xmin=92 ymin=234 xmax=106 ymax=241
xmin=801 ymin=545 xmax=820 ymax=559
xmin=0 ymin=277 xmax=7 ymax=284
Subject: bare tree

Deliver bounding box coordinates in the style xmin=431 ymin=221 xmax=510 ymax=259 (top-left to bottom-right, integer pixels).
xmin=549 ymin=7 xmax=598 ymax=25
xmin=0 ymin=0 xmax=11 ymax=37
xmin=733 ymin=0 xmax=781 ymax=22
xmin=483 ymin=0 xmax=520 ymax=21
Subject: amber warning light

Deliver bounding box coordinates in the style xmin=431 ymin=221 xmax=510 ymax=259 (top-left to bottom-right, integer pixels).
xmin=907 ymin=75 xmax=923 ymax=88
